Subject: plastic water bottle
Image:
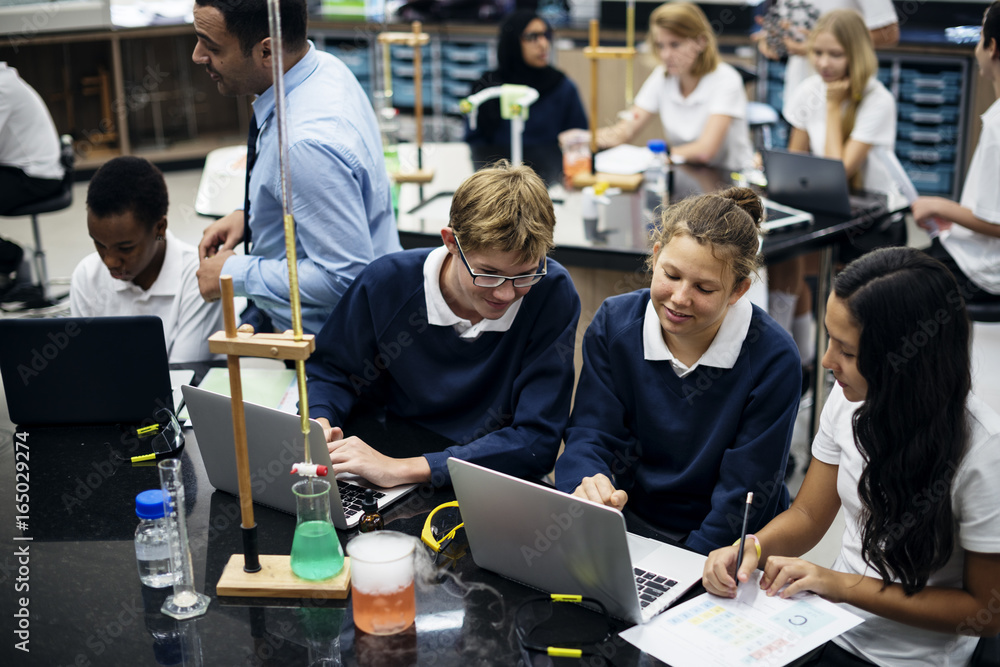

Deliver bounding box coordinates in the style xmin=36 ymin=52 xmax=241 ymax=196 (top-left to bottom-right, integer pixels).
xmin=134 ymin=489 xmax=176 ymax=588
xmin=643 ymin=139 xmax=669 ymax=228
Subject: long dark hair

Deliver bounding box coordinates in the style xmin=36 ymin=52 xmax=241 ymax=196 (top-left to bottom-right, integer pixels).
xmin=833 ymin=247 xmax=971 ymax=595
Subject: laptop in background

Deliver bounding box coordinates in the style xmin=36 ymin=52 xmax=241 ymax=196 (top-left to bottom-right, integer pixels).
xmin=183 ymin=385 xmax=417 ymax=529
xmin=0 ymin=316 xmax=173 ymax=426
xmin=448 ymin=458 xmax=707 ymax=625
xmin=763 ymin=149 xmax=888 ymax=218
xmin=761 ymin=197 xmax=813 ymax=233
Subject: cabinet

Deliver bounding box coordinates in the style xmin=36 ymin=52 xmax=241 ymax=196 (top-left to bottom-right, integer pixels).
xmin=757 ymin=52 xmax=972 ymax=199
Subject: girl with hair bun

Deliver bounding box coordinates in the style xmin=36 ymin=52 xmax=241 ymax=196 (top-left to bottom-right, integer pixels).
xmin=703 ymin=246 xmax=1000 ymax=666
xmin=555 ymin=187 xmax=801 ymax=554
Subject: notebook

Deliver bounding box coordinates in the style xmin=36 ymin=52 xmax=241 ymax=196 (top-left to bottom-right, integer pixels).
xmin=763 ymin=149 xmax=888 ymax=218
xmin=183 ymin=385 xmax=417 ymax=529
xmin=447 ymin=458 xmax=707 ymax=625
xmin=0 ymin=316 xmax=173 ymax=426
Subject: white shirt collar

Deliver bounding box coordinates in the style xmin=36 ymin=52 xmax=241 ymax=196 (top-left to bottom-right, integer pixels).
xmin=643 ymin=295 xmax=753 ymax=377
xmin=109 ymin=229 xmax=186 ymax=299
xmin=422 ymin=245 xmax=523 ymax=340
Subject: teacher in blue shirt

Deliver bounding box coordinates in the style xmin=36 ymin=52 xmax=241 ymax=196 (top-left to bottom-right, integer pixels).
xmin=193 ymin=0 xmax=401 ymax=335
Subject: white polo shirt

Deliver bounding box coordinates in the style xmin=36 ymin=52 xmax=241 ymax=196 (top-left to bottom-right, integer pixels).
xmin=0 ymin=62 xmax=63 ymax=180
xmin=941 ymin=98 xmax=1000 ymax=294
xmin=70 ymin=230 xmax=223 ymax=363
xmin=422 ymin=245 xmax=523 ymax=340
xmin=777 ymin=0 xmax=898 ymax=113
xmin=785 ymin=75 xmax=897 ymax=194
xmin=642 ymin=295 xmax=753 ymax=377
xmin=634 ymin=62 xmax=754 ymax=172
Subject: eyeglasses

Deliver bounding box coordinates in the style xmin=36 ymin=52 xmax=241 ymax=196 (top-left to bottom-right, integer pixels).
xmin=521 ymin=29 xmax=553 ymax=44
xmin=515 ymin=594 xmax=615 ymax=662
xmin=129 ymin=407 xmax=185 ymax=463
xmin=454 ymin=236 xmax=547 ymax=288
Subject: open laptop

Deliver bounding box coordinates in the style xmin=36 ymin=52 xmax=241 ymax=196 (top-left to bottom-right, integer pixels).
xmin=183 ymin=385 xmax=417 ymax=529
xmin=448 ymin=458 xmax=707 ymax=625
xmin=761 ymin=197 xmax=813 ymax=233
xmin=0 ymin=316 xmax=173 ymax=426
xmin=763 ymin=149 xmax=888 ymax=218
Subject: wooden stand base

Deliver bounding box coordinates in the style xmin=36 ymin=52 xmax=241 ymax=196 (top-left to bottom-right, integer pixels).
xmin=571 ymin=171 xmax=644 ymax=191
xmin=217 ymin=554 xmax=352 ymax=599
xmin=394 ymin=168 xmax=435 ymax=184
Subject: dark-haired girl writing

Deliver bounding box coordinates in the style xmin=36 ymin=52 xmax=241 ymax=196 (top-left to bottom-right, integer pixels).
xmin=703 ymin=246 xmax=1000 ymax=666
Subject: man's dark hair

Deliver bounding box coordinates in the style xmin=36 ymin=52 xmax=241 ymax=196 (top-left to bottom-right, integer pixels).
xmin=195 ymin=0 xmax=308 ymax=56
xmin=86 ymin=156 xmax=168 ymax=229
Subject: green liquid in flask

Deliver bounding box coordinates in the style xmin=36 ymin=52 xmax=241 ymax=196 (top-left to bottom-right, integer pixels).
xmin=290 ymin=520 xmax=344 ymax=580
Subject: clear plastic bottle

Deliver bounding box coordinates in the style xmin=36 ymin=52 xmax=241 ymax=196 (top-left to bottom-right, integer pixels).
xmin=357 ymin=489 xmax=384 ymax=534
xmin=643 ymin=139 xmax=669 ymax=228
xmin=134 ymin=489 xmax=176 ymax=588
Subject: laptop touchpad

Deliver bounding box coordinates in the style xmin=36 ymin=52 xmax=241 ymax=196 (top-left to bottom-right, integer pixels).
xmin=626 ymin=532 xmax=662 ymax=563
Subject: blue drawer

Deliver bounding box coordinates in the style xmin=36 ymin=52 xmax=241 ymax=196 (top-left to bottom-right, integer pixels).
xmin=902 ymin=161 xmax=954 ymax=194
xmin=899 ymin=82 xmax=961 ymax=104
xmin=898 ymin=121 xmax=958 ymax=144
xmin=897 ymin=102 xmax=959 ymax=125
xmin=444 ymin=63 xmax=487 ymax=81
xmin=443 ymin=43 xmax=490 ymax=64
xmin=390 ymin=44 xmax=431 ymax=60
xmin=444 ymin=80 xmax=473 ymax=97
xmin=393 ymin=80 xmax=433 ymax=107
xmin=392 ymin=61 xmax=432 ymax=77
xmin=877 ymin=66 xmax=893 ymax=86
xmin=900 ymin=68 xmax=963 ymax=87
xmin=323 ymin=44 xmax=370 ymax=78
xmin=896 ymin=140 xmax=956 ymax=164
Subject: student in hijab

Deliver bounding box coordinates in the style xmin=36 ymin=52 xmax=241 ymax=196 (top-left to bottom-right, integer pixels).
xmin=464 ymin=10 xmax=588 ymax=148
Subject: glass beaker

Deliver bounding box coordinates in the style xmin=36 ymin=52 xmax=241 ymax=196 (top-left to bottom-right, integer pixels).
xmin=346 ymin=531 xmax=416 ymax=635
xmin=290 ymin=478 xmax=344 ymax=581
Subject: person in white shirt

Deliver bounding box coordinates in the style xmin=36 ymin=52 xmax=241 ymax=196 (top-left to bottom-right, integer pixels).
xmin=704 ymin=247 xmax=1000 ymax=667
xmin=769 ymin=9 xmax=897 ymax=365
xmin=755 ymin=0 xmax=898 ymax=114
xmin=70 ymin=157 xmax=223 ymax=363
xmin=561 ymin=2 xmax=753 ymax=171
xmin=912 ymin=2 xmax=1000 ymax=305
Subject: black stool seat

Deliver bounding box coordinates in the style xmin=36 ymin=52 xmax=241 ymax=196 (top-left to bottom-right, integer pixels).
xmin=7 ymin=188 xmax=72 ymax=217
xmin=967 ymin=301 xmax=1000 ymax=323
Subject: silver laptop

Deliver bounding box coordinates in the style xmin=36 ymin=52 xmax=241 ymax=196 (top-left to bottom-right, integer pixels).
xmin=448 ymin=458 xmax=707 ymax=625
xmin=761 ymin=197 xmax=813 ymax=233
xmin=183 ymin=385 xmax=416 ymax=529
xmin=763 ymin=149 xmax=887 ymax=218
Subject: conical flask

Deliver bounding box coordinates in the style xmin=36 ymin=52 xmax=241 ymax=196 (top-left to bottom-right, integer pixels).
xmin=290 ymin=478 xmax=344 ymax=580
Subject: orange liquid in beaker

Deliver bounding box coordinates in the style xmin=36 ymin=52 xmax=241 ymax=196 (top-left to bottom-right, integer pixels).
xmin=352 ymin=582 xmax=415 ymax=635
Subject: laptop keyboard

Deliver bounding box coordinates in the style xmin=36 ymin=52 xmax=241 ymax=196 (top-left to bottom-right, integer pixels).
xmin=337 ymin=480 xmax=386 ymax=519
xmin=634 ymin=567 xmax=678 ymax=608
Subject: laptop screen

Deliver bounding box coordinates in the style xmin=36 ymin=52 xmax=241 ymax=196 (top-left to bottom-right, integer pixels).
xmin=0 ymin=316 xmax=173 ymax=426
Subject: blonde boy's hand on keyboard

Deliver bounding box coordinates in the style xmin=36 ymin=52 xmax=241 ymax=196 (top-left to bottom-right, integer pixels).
xmin=573 ymin=474 xmax=628 ymax=511
xmin=316 ymin=418 xmax=433 ymax=487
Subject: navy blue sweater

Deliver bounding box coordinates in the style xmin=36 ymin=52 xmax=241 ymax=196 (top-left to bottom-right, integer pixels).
xmin=555 ymin=290 xmax=800 ymax=554
xmin=465 ymin=77 xmax=588 ymax=147
xmin=307 ymin=249 xmax=581 ymax=486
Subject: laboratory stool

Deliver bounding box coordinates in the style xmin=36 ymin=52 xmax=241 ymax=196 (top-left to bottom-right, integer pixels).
xmin=1 ymin=135 xmax=75 ymax=309
xmin=967 ymin=301 xmax=1000 ymax=323
xmin=747 ymin=102 xmax=780 ymax=151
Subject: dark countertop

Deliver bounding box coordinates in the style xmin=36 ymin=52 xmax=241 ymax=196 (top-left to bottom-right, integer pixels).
xmin=0 ymin=420 xmax=659 ymax=666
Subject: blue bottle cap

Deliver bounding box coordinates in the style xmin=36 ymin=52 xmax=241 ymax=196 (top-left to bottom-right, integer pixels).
xmin=136 ymin=489 xmax=167 ymax=520
xmin=647 ymin=139 xmax=667 ymax=153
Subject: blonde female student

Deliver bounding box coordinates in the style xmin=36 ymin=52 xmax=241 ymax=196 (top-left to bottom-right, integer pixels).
xmin=769 ymin=8 xmax=898 ymax=364
xmin=561 ymin=2 xmax=754 ymax=171
xmin=912 ymin=2 xmax=1000 ymax=305
xmin=555 ymin=188 xmax=800 ymax=554
xmin=704 ymin=247 xmax=1000 ymax=667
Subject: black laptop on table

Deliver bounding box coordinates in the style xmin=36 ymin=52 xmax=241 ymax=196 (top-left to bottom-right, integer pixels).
xmin=763 ymin=149 xmax=888 ymax=219
xmin=0 ymin=316 xmax=173 ymax=426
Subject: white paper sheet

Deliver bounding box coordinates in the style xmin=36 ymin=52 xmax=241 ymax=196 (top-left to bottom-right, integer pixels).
xmin=620 ymin=572 xmax=863 ymax=667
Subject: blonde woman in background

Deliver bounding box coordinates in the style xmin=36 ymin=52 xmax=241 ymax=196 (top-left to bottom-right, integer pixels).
xmin=768 ymin=9 xmax=897 ymax=368
xmin=561 ymin=2 xmax=754 ymax=171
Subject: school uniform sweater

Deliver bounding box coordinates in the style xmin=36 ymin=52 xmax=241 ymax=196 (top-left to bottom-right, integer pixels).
xmin=555 ymin=290 xmax=800 ymax=554
xmin=307 ymin=248 xmax=581 ymax=486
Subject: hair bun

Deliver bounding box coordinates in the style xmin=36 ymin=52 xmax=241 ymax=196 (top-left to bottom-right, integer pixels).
xmin=719 ymin=186 xmax=763 ymax=230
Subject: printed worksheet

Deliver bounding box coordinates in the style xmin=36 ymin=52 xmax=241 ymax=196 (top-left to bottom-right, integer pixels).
xmin=620 ymin=573 xmax=863 ymax=667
